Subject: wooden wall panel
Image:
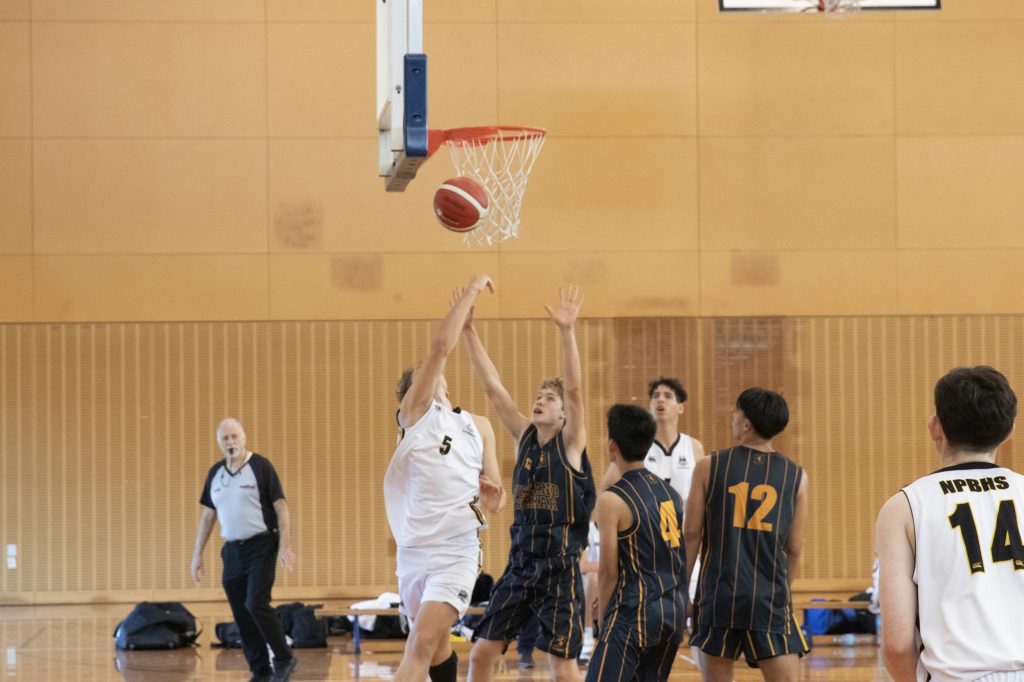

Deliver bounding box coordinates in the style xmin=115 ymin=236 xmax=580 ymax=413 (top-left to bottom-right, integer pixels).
xmin=1 ymin=315 xmax=1021 ymax=603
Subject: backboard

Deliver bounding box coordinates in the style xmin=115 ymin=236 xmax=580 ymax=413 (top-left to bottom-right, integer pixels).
xmin=377 ymin=0 xmax=428 ymax=192
xmin=721 ymin=0 xmax=939 ymax=10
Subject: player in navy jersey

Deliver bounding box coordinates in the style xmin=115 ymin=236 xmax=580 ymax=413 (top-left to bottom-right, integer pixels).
xmin=683 ymin=388 xmax=809 ymax=681
xmin=466 ymin=285 xmax=595 ymax=682
xmin=586 ymin=404 xmax=686 ymax=682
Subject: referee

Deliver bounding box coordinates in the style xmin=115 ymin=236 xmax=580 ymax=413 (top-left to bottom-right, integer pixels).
xmin=191 ymin=418 xmax=298 ymax=682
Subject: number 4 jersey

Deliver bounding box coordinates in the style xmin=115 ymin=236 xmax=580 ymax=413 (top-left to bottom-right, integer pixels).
xmin=384 ymin=401 xmax=486 ymax=548
xmin=902 ymin=462 xmax=1024 ymax=682
xmin=695 ymin=446 xmax=805 ymax=633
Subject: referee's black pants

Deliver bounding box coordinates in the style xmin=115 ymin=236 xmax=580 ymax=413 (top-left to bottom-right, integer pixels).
xmin=221 ymin=531 xmax=293 ymax=676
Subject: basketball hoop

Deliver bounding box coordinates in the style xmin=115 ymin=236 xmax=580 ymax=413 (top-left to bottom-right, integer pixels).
xmin=802 ymin=0 xmax=862 ymax=13
xmin=429 ymin=126 xmax=546 ymax=246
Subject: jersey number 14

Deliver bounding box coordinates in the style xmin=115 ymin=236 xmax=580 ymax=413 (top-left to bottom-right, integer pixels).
xmin=948 ymin=500 xmax=1024 ymax=574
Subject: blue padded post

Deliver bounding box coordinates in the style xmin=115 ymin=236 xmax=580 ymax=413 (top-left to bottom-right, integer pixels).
xmin=403 ymin=54 xmax=428 ymax=157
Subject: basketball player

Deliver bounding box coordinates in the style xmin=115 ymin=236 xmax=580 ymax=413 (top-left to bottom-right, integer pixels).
xmin=601 ymin=378 xmax=705 ymax=664
xmin=586 ymin=404 xmax=686 ymax=682
xmin=876 ymin=366 xmax=1024 ymax=682
xmin=385 ymin=273 xmax=506 ymax=682
xmin=464 ymin=285 xmax=595 ymax=682
xmin=683 ymin=388 xmax=809 ymax=681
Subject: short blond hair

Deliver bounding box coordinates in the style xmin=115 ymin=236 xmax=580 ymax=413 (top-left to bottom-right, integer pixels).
xmin=540 ymin=377 xmax=564 ymax=401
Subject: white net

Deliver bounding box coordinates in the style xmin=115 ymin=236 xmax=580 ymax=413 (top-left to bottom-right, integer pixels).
xmin=802 ymin=0 xmax=862 ymax=12
xmin=441 ymin=126 xmax=546 ymax=247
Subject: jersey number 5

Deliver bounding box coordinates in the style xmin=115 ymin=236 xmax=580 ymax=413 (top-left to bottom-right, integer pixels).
xmin=728 ymin=482 xmax=778 ymax=531
xmin=659 ymin=501 xmax=681 ymax=548
xmin=948 ymin=501 xmax=1024 ymax=574
xmin=440 ymin=435 xmax=452 ymax=455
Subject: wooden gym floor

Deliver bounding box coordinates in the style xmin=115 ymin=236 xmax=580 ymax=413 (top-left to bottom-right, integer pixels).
xmin=0 ymin=601 xmax=891 ymax=681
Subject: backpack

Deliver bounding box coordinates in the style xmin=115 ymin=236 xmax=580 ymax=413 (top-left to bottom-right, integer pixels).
xmin=275 ymin=602 xmax=328 ymax=648
xmin=212 ymin=621 xmax=243 ymax=648
xmin=114 ymin=602 xmax=200 ymax=650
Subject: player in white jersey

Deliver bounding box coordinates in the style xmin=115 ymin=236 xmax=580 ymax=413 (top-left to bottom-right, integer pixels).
xmin=385 ymin=273 xmax=506 ymax=682
xmin=877 ymin=366 xmax=1024 ymax=682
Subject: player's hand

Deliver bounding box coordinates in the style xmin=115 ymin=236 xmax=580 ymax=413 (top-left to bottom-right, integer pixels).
xmin=278 ymin=545 xmax=297 ymax=572
xmin=467 ymin=273 xmax=495 ymax=295
xmin=544 ymin=284 xmax=582 ymax=329
xmin=479 ymin=473 xmax=502 ymax=512
xmin=190 ymin=556 xmax=204 ymax=583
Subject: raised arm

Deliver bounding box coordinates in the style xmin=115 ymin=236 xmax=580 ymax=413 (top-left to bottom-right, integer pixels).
xmin=399 ymin=273 xmax=494 ymax=426
xmin=462 ymin=305 xmax=529 ymax=441
xmin=876 ymin=492 xmax=920 ymax=682
xmin=545 ymin=285 xmax=585 ymax=470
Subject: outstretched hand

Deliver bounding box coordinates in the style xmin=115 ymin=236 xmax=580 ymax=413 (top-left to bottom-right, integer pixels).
xmin=544 ymin=284 xmax=583 ymax=329
xmin=468 ymin=273 xmax=495 ymax=295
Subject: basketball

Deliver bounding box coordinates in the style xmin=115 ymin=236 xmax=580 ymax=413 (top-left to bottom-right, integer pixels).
xmin=433 ymin=177 xmax=489 ymax=232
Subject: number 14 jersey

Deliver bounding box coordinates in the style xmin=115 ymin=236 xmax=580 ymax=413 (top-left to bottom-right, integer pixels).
xmin=695 ymin=446 xmax=804 ymax=634
xmin=902 ymin=462 xmax=1024 ymax=682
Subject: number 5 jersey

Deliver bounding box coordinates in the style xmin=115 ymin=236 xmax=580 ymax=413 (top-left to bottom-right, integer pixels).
xmin=384 ymin=401 xmax=486 ymax=548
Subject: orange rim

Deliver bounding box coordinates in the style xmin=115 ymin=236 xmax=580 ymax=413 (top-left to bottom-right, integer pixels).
xmin=428 ymin=126 xmax=546 ymax=154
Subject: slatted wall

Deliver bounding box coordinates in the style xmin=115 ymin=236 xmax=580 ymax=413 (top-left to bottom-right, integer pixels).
xmin=0 ymin=316 xmax=1019 ymax=603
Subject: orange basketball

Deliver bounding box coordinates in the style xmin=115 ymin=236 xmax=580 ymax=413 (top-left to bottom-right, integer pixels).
xmin=433 ymin=177 xmax=489 ymax=232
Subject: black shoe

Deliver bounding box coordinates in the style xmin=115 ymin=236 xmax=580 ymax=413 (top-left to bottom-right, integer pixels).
xmin=272 ymin=656 xmax=298 ymax=681
xmin=248 ymin=672 xmax=273 ymax=682
xmin=518 ymin=652 xmax=535 ymax=670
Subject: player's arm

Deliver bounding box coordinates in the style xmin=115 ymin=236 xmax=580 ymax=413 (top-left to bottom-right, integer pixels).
xmin=190 ymin=506 xmax=216 ymax=583
xmin=461 ymin=309 xmax=529 ymax=442
xmin=682 ymin=456 xmax=710 ymax=586
xmin=546 ymin=285 xmax=585 ymax=471
xmin=595 ymin=490 xmax=628 ymax=627
xmin=400 ymin=274 xmax=494 ymax=426
xmin=473 ymin=413 xmax=506 ymax=513
xmin=600 ymin=462 xmax=621 ymax=491
xmin=876 ymin=492 xmax=919 ymax=682
xmin=785 ymin=469 xmax=810 ymax=587
xmin=692 ymin=438 xmax=706 ymax=465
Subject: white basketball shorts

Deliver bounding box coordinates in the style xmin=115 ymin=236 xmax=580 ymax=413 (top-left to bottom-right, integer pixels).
xmin=396 ymin=529 xmax=481 ymax=621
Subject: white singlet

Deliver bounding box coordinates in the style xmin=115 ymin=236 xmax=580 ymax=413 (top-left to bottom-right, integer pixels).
xmin=643 ymin=434 xmax=697 ymax=509
xmin=902 ymin=462 xmax=1024 ymax=682
xmin=384 ymin=401 xmax=486 ymax=548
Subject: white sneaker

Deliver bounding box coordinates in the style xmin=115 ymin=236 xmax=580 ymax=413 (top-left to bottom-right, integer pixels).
xmin=579 ymin=632 xmax=595 ymax=663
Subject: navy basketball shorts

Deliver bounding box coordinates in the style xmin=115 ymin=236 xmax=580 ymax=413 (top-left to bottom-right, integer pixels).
xmin=472 ymin=555 xmax=585 ymax=659
xmin=585 ymin=619 xmax=681 ymax=682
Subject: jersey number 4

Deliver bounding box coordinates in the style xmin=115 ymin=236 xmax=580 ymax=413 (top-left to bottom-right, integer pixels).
xmin=728 ymin=482 xmax=778 ymax=531
xmin=659 ymin=501 xmax=681 ymax=548
xmin=948 ymin=501 xmax=1024 ymax=574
